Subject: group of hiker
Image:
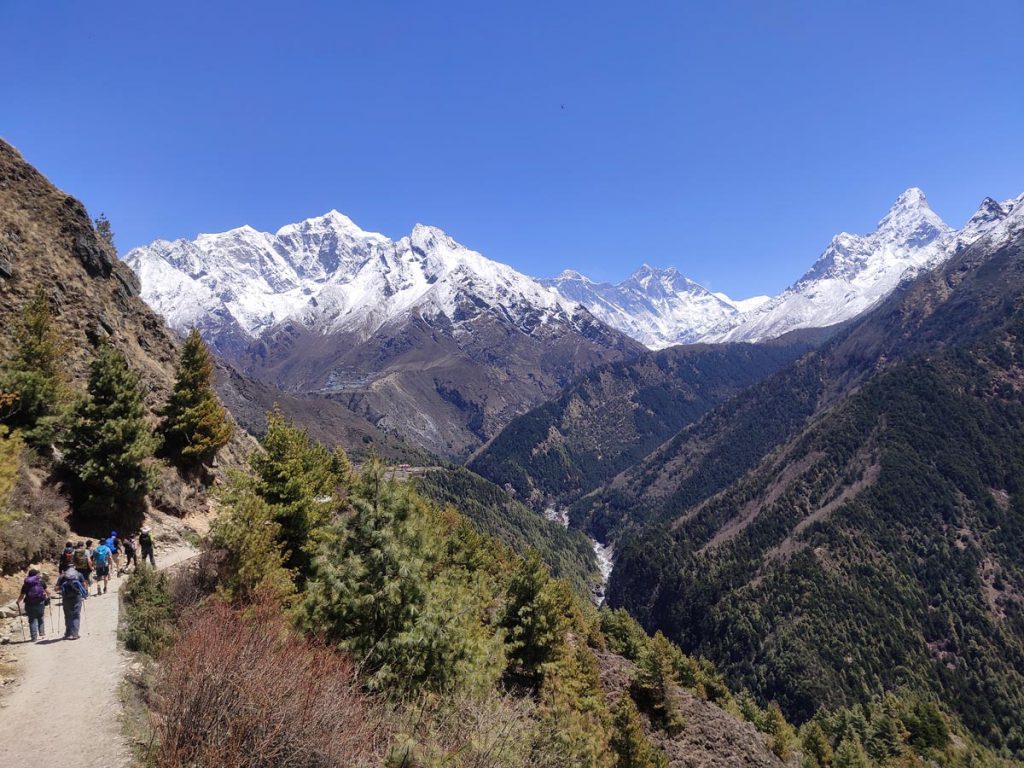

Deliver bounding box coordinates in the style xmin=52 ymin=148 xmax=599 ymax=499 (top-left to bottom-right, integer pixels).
xmin=13 ymin=527 xmax=155 ymax=642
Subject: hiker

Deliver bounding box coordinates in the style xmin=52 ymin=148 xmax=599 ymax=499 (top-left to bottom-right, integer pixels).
xmin=107 ymin=531 xmax=122 ymax=575
xmin=56 ymin=565 xmax=88 ymax=640
xmin=57 ymin=541 xmax=74 ymax=574
xmin=16 ymin=569 xmax=50 ymax=642
xmin=139 ymin=527 xmax=155 ymax=567
xmin=92 ymin=538 xmax=113 ymax=595
xmin=121 ymin=534 xmax=137 ymax=574
xmin=73 ymin=541 xmax=93 ymax=589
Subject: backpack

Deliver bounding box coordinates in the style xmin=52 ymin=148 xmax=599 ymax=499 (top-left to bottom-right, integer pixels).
xmin=24 ymin=576 xmax=46 ymax=604
xmin=72 ymin=549 xmax=90 ymax=569
xmin=93 ymin=545 xmax=111 ymax=566
xmin=123 ymin=538 xmax=136 ymax=555
xmin=60 ymin=571 xmax=86 ymax=600
xmin=139 ymin=532 xmax=152 ymax=549
xmin=59 ymin=548 xmax=74 ymax=570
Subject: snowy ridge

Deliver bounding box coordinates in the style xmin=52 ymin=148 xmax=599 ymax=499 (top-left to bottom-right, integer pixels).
xmin=543 ymin=265 xmax=755 ymax=349
xmin=127 ymin=188 xmax=1024 ymax=356
xmin=125 ymin=213 xmax=581 ymax=347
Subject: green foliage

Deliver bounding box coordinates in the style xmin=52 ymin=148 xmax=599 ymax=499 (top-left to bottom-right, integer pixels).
xmin=94 ymin=212 xmax=115 ymax=250
xmin=249 ymin=410 xmax=349 ymax=577
xmin=500 ymin=550 xmax=576 ymax=686
xmin=469 ymin=343 xmax=813 ymax=518
xmin=764 ymin=701 xmax=796 ymax=760
xmin=833 ymin=732 xmax=871 ymax=768
xmin=61 ymin=344 xmax=157 ymax=522
xmin=800 ymin=720 xmax=833 ymax=767
xmin=415 ymin=465 xmax=599 ymax=598
xmin=303 ymin=461 xmax=503 ymax=695
xmin=120 ymin=564 xmax=174 ymax=656
xmin=159 ymin=329 xmax=231 ymax=466
xmin=632 ymin=632 xmax=684 ymax=734
xmin=610 ymin=348 xmax=1024 ymax=756
xmin=600 ymin=606 xmax=651 ymax=661
xmin=0 ymin=289 xmax=69 ymax=448
xmin=611 ymin=694 xmax=668 ymax=768
xmin=210 ymin=476 xmax=295 ymax=603
xmin=531 ymin=644 xmax=615 ymax=768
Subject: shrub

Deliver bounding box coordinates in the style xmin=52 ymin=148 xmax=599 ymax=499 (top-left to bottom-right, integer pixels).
xmin=153 ymin=597 xmax=383 ymax=768
xmin=120 ymin=564 xmax=174 ymax=656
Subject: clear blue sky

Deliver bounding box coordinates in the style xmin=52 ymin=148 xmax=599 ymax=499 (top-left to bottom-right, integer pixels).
xmin=3 ymin=1 xmax=1022 ymax=297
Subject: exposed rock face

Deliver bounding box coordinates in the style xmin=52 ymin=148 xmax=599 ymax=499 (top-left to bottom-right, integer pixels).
xmin=127 ymin=214 xmax=644 ymax=458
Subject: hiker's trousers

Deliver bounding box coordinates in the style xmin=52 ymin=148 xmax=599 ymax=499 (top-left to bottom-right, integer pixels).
xmin=25 ymin=603 xmax=45 ymax=640
xmin=63 ymin=597 xmax=82 ymax=638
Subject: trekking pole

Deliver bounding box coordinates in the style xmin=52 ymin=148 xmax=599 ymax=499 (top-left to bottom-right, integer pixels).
xmin=48 ymin=599 xmax=54 ymax=638
xmin=16 ymin=605 xmax=26 ymax=642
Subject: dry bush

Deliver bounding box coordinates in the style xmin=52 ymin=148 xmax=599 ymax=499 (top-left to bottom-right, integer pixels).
xmin=0 ymin=463 xmax=69 ymax=574
xmin=166 ymin=548 xmax=224 ymax=611
xmin=152 ymin=596 xmax=386 ymax=768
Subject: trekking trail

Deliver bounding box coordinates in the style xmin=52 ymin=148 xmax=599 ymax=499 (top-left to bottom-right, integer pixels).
xmin=0 ymin=546 xmax=196 ymax=768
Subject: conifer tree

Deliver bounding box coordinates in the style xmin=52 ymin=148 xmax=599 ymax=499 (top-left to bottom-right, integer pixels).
xmin=611 ymin=694 xmax=668 ymax=768
xmin=764 ymin=701 xmax=796 ymax=760
xmin=94 ymin=213 xmax=115 ymax=251
xmin=210 ymin=481 xmax=295 ymax=603
xmin=800 ymin=720 xmax=833 ymax=767
xmin=249 ymin=410 xmax=347 ymax=576
xmin=500 ymin=550 xmax=575 ymax=685
xmin=159 ymin=328 xmax=231 ymax=467
xmin=0 ymin=289 xmax=69 ymax=447
xmin=532 ymin=644 xmax=616 ymax=768
xmin=632 ymin=632 xmax=684 ymax=734
xmin=61 ymin=345 xmax=157 ymax=521
xmin=303 ymin=461 xmax=501 ymax=693
xmin=833 ymin=732 xmax=871 ymax=768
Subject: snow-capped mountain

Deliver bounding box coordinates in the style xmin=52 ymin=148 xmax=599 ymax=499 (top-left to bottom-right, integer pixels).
xmin=542 ymin=265 xmax=766 ymax=348
xmin=126 ymin=211 xmax=585 ymax=353
xmin=704 ymin=188 xmax=956 ymax=342
xmin=125 ymin=213 xmax=641 ymax=458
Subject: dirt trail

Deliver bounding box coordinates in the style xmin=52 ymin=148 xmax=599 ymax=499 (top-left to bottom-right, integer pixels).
xmin=0 ymin=546 xmax=195 ymax=767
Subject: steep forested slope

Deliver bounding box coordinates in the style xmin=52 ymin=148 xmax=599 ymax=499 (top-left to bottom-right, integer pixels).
xmin=469 ymin=334 xmax=824 ymax=509
xmin=600 ymin=204 xmax=1024 ymax=755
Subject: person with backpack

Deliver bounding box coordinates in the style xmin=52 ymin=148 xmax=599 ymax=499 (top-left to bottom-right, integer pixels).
xmin=121 ymin=534 xmax=137 ymax=574
xmin=92 ymin=539 xmax=113 ymax=595
xmin=73 ymin=541 xmax=93 ymax=587
xmin=57 ymin=541 xmax=74 ymax=574
xmin=16 ymin=569 xmax=50 ymax=642
xmin=56 ymin=565 xmax=88 ymax=640
xmin=107 ymin=531 xmax=122 ymax=575
xmin=139 ymin=527 xmax=155 ymax=567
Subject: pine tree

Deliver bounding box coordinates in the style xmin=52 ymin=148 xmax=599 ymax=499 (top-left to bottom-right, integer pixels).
xmin=800 ymin=720 xmax=833 ymax=767
xmin=611 ymin=694 xmax=668 ymax=768
xmin=764 ymin=702 xmax=796 ymax=760
xmin=500 ymin=550 xmax=575 ymax=685
xmin=0 ymin=289 xmax=69 ymax=448
xmin=94 ymin=213 xmax=115 ymax=251
xmin=833 ymin=732 xmax=871 ymax=768
xmin=531 ymin=644 xmax=616 ymax=768
xmin=159 ymin=329 xmax=231 ymax=467
xmin=249 ymin=410 xmax=347 ymax=576
xmin=632 ymin=632 xmax=684 ymax=735
xmin=303 ymin=462 xmax=502 ymax=693
xmin=210 ymin=481 xmax=295 ymax=603
xmin=866 ymin=699 xmax=907 ymax=762
xmin=61 ymin=345 xmax=157 ymax=522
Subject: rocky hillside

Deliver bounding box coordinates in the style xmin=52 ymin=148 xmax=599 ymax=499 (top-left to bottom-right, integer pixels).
xmin=588 ymin=191 xmax=1024 ymax=755
xmin=468 ymin=333 xmax=824 ymax=510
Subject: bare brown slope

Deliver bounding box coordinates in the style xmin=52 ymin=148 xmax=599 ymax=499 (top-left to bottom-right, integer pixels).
xmin=0 ymin=139 xmax=255 ymax=567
